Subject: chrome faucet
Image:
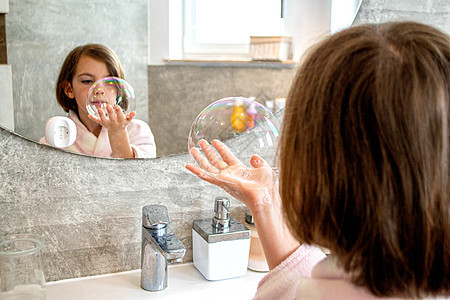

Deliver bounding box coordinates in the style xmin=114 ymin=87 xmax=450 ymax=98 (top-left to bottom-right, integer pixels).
xmin=141 ymin=205 xmax=186 ymax=291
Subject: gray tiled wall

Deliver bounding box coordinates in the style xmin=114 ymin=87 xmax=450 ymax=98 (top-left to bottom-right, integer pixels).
xmin=148 ymin=64 xmax=295 ymax=157
xmin=354 ymin=0 xmax=449 ymax=33
xmin=0 ymin=126 xmax=249 ymax=281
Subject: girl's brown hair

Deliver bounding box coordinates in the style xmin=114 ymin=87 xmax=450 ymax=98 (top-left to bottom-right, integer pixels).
xmin=56 ymin=44 xmax=125 ymax=113
xmin=279 ymin=22 xmax=449 ymax=297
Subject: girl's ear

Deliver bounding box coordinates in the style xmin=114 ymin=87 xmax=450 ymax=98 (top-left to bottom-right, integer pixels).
xmin=63 ymin=81 xmax=75 ymax=98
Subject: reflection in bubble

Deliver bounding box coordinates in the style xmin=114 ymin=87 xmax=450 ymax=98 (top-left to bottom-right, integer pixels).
xmin=86 ymin=77 xmax=136 ymax=118
xmin=188 ymin=97 xmax=281 ymax=183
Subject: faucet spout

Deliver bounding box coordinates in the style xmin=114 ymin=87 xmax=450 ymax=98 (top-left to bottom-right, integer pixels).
xmin=141 ymin=205 xmax=186 ymax=291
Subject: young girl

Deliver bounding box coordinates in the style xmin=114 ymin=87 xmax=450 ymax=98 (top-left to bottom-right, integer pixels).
xmin=40 ymin=44 xmax=156 ymax=158
xmin=187 ymin=22 xmax=449 ymax=299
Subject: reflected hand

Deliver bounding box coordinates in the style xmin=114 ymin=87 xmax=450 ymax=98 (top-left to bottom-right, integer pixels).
xmin=88 ymin=105 xmax=136 ymax=131
xmin=185 ymin=139 xmax=279 ymax=212
xmin=88 ymin=104 xmax=136 ymax=158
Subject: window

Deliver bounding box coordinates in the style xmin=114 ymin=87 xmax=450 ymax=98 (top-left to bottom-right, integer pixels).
xmin=147 ymin=0 xmax=363 ymax=64
xmin=183 ymin=0 xmax=284 ymax=60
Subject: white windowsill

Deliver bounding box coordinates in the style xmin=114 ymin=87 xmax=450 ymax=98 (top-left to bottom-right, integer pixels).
xmin=153 ymin=59 xmax=297 ymax=69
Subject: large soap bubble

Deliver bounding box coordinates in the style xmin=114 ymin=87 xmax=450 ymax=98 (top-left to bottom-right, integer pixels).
xmin=86 ymin=77 xmax=136 ymax=118
xmin=188 ymin=97 xmax=280 ymax=182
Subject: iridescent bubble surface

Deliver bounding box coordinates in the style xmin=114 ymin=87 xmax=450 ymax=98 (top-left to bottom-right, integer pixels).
xmin=188 ymin=97 xmax=280 ymax=181
xmin=86 ymin=77 xmax=136 ymax=117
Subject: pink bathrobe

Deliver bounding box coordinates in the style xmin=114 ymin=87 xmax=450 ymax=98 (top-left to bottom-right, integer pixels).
xmin=253 ymin=244 xmax=426 ymax=300
xmin=40 ymin=111 xmax=157 ymax=158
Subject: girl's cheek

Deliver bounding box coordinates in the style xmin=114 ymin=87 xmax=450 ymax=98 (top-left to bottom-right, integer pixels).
xmin=74 ymin=90 xmax=89 ymax=111
xmin=79 ymin=87 xmax=91 ymax=102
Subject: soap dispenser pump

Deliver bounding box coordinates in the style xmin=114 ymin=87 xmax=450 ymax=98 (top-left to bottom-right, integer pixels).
xmin=192 ymin=197 xmax=250 ymax=280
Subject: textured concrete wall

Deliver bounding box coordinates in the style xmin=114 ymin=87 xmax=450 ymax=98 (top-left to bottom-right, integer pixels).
xmin=0 ymin=125 xmax=249 ymax=282
xmin=6 ymin=0 xmax=148 ymax=142
xmin=148 ymin=64 xmax=295 ymax=157
xmin=354 ymin=0 xmax=449 ymax=33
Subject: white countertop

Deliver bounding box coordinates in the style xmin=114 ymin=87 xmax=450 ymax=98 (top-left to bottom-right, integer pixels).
xmin=46 ymin=263 xmax=267 ymax=300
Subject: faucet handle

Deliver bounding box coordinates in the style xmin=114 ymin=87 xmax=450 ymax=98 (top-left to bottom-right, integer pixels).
xmin=143 ymin=205 xmax=169 ymax=228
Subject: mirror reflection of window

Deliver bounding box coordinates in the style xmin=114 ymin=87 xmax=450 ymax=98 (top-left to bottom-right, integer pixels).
xmin=183 ymin=0 xmax=283 ymax=60
xmin=180 ymin=0 xmax=363 ymax=61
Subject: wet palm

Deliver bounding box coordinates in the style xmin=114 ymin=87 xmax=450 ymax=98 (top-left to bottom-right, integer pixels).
xmin=186 ymin=139 xmax=278 ymax=212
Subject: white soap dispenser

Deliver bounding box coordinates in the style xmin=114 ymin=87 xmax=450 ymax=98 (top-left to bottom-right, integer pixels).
xmin=192 ymin=197 xmax=250 ymax=280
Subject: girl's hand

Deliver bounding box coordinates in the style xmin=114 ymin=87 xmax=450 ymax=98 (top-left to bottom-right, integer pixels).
xmin=88 ymin=105 xmax=136 ymax=158
xmin=88 ymin=105 xmax=136 ymax=131
xmin=186 ymin=139 xmax=278 ymax=213
xmin=186 ymin=139 xmax=301 ymax=270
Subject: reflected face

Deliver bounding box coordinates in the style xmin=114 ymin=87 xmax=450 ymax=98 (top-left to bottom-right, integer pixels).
xmin=64 ymin=55 xmax=112 ymax=115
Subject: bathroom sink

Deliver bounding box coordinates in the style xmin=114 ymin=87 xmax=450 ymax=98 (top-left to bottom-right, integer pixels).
xmin=46 ymin=263 xmax=267 ymax=299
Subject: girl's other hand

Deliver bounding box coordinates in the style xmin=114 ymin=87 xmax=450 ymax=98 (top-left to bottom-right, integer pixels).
xmin=88 ymin=105 xmax=136 ymax=131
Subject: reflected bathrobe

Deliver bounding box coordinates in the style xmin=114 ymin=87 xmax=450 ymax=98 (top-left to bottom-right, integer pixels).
xmin=40 ymin=110 xmax=157 ymax=158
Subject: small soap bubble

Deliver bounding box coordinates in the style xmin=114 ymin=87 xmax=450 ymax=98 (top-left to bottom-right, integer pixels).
xmin=86 ymin=77 xmax=136 ymax=118
xmin=188 ymin=97 xmax=281 ymax=183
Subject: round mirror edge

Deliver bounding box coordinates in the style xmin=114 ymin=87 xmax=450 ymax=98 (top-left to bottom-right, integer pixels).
xmin=0 ymin=107 xmax=285 ymax=161
xmin=0 ymin=123 xmax=168 ymax=160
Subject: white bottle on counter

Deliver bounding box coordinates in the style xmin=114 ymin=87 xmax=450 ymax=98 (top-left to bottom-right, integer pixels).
xmin=192 ymin=197 xmax=251 ymax=281
xmin=245 ymin=209 xmax=269 ymax=272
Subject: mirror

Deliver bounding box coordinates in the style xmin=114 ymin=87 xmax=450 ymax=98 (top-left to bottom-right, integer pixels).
xmin=4 ymin=0 xmax=361 ymax=158
xmin=5 ymin=0 xmax=149 ymax=154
